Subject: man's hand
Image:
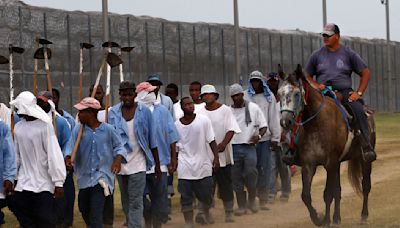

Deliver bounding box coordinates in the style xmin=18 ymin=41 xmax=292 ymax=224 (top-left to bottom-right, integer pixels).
xmin=65 ymin=156 xmax=73 ymax=171
xmin=270 ymin=141 xmax=281 ymax=152
xmin=317 ymin=84 xmax=326 ymax=91
xmin=3 ymin=180 xmax=14 ymax=195
xmin=168 ymin=158 xmax=177 ymax=175
xmin=155 ymin=164 xmax=162 ymax=180
xmin=216 ymin=143 xmax=227 ymax=153
xmin=249 ymin=135 xmax=260 ymax=145
xmin=111 ymin=155 xmax=122 ymax=174
xmin=212 ymin=157 xmax=220 ymax=172
xmin=54 ymin=187 xmax=64 ymax=199
xmin=348 ymin=91 xmax=361 ymax=102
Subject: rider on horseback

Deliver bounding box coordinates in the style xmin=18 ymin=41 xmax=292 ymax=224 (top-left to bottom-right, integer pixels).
xmin=283 ymin=23 xmax=376 ymax=164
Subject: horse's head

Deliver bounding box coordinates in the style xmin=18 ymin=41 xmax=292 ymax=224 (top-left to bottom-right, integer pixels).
xmin=278 ymin=64 xmax=307 ymax=131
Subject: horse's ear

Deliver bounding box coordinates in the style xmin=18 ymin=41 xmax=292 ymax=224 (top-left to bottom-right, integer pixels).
xmin=278 ymin=64 xmax=286 ymax=80
xmin=295 ymin=64 xmax=305 ymax=80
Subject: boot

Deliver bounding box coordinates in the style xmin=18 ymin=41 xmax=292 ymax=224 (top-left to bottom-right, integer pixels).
xmin=234 ymin=191 xmax=247 ymax=216
xmin=183 ymin=211 xmax=194 ymax=228
xmin=247 ymin=189 xmax=258 ymax=213
xmin=223 ymin=201 xmax=235 ymax=223
xmin=204 ymin=208 xmax=215 ymax=224
xmin=357 ymin=130 xmax=377 ymax=162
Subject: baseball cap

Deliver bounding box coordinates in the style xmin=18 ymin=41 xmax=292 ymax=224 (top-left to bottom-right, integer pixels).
xmin=249 ymin=70 xmax=265 ymax=81
xmin=136 ymin=82 xmax=157 ymax=93
xmin=322 ymin=23 xmax=340 ymax=36
xmin=119 ymin=81 xmax=136 ymax=91
xmin=147 ymin=74 xmax=163 ymax=86
xmin=74 ymin=97 xmax=101 ymax=110
xmin=37 ymin=91 xmax=53 ymax=102
xmin=229 ymin=83 xmax=244 ymax=96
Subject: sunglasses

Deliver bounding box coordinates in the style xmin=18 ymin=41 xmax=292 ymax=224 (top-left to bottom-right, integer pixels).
xmin=322 ymin=34 xmax=334 ymax=38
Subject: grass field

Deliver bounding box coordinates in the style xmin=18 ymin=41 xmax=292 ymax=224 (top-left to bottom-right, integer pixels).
xmin=3 ymin=113 xmax=400 ymax=227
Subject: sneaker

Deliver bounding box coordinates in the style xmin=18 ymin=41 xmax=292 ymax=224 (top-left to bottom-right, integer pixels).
xmin=225 ymin=211 xmax=235 ymax=223
xmin=259 ymin=201 xmax=270 ymax=211
xmin=234 ymin=208 xmax=247 ymax=216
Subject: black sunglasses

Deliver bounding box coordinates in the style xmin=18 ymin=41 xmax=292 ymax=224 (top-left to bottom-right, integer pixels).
xmin=322 ymin=33 xmax=334 ymax=38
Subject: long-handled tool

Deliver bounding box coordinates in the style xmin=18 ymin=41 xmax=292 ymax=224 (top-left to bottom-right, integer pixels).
xmin=102 ymin=41 xmax=120 ymax=123
xmin=118 ymin=46 xmax=135 ymax=82
xmin=33 ymin=36 xmax=39 ymax=96
xmin=71 ymin=52 xmax=122 ymax=162
xmin=34 ymin=38 xmax=57 ymax=135
xmin=79 ymin=43 xmax=94 ymax=101
xmin=9 ymin=45 xmax=25 ymax=138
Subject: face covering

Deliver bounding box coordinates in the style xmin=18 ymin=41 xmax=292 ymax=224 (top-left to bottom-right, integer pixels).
xmin=135 ymin=91 xmax=157 ymax=108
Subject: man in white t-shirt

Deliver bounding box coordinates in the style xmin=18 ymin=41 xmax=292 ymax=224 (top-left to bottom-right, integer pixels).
xmin=197 ymin=85 xmax=241 ymax=223
xmin=175 ymin=97 xmax=219 ymax=228
xmin=229 ymin=84 xmax=268 ymax=215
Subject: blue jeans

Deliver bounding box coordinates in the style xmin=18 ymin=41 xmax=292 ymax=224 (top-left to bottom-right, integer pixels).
xmin=117 ymin=172 xmax=146 ymax=228
xmin=144 ymin=172 xmax=169 ymax=225
xmin=55 ymin=171 xmax=75 ymax=226
xmin=232 ymin=144 xmax=258 ymax=193
xmin=178 ymin=177 xmax=214 ymax=213
xmin=78 ymin=184 xmax=106 ymax=228
xmin=269 ymin=147 xmax=291 ymax=197
xmin=256 ymin=140 xmax=272 ymax=203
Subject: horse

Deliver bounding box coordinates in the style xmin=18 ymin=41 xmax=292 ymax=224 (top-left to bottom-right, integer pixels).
xmin=277 ymin=64 xmax=376 ymax=226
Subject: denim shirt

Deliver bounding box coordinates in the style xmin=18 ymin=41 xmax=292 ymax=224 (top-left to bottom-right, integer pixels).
xmin=160 ymin=93 xmax=175 ymax=120
xmin=152 ymin=104 xmax=180 ymax=166
xmin=108 ymin=102 xmax=157 ymax=170
xmin=62 ymin=110 xmax=76 ymax=130
xmin=66 ymin=123 xmax=127 ymax=192
xmin=0 ymin=121 xmax=17 ymax=196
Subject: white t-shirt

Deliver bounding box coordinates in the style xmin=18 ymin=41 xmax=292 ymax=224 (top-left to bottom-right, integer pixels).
xmin=119 ymin=118 xmax=147 ymax=175
xmin=197 ymin=105 xmax=241 ymax=167
xmin=230 ymin=102 xmax=268 ymax=144
xmin=174 ymin=102 xmax=205 ymax=121
xmin=0 ymin=103 xmax=11 ymax=128
xmin=175 ymin=114 xmax=215 ymax=180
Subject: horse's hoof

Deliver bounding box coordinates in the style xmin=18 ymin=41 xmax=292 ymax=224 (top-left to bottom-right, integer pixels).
xmin=360 ymin=218 xmax=369 ymax=225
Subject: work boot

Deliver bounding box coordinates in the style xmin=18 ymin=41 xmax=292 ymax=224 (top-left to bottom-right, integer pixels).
xmin=280 ymin=193 xmax=290 ymax=202
xmin=259 ymin=200 xmax=270 ymax=211
xmin=223 ymin=201 xmax=235 ymax=223
xmin=247 ymin=189 xmax=258 ymax=213
xmin=234 ymin=191 xmax=247 ymax=216
xmin=183 ymin=211 xmax=194 ymax=228
xmin=357 ymin=130 xmax=377 ymax=163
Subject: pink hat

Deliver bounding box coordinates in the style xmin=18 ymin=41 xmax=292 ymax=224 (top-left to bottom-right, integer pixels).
xmin=74 ymin=97 xmax=101 ymax=110
xmin=136 ymin=82 xmax=157 ymax=93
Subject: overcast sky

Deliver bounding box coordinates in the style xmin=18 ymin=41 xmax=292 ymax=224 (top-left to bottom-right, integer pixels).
xmin=23 ymin=0 xmax=400 ymax=42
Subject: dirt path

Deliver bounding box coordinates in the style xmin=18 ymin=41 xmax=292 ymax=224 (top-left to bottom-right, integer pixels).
xmin=113 ymin=137 xmax=400 ymax=228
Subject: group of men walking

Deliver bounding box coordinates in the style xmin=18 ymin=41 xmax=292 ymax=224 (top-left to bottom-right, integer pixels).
xmin=0 ymin=69 xmax=291 ymax=228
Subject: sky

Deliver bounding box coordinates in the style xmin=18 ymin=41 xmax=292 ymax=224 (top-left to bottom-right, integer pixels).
xmin=23 ymin=0 xmax=400 ymax=42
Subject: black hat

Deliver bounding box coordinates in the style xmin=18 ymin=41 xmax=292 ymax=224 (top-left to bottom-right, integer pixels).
xmin=119 ymin=81 xmax=136 ymax=91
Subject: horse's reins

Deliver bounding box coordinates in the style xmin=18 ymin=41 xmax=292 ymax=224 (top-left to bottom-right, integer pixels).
xmin=295 ymin=79 xmax=326 ymax=126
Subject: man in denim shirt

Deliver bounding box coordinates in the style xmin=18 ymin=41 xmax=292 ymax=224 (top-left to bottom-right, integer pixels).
xmin=0 ymin=120 xmax=16 ymax=226
xmin=135 ymin=82 xmax=180 ymax=228
xmin=65 ymin=97 xmax=127 ymax=228
xmin=108 ymin=81 xmax=162 ymax=228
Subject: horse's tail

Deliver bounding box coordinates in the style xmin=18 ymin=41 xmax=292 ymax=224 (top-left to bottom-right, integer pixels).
xmin=348 ymin=154 xmax=363 ymax=195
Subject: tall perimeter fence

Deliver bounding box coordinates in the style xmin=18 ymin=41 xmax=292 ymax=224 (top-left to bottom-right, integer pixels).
xmin=1 ymin=0 xmax=400 ymax=114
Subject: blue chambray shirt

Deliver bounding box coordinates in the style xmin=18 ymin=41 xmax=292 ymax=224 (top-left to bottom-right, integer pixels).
xmin=108 ymin=102 xmax=157 ymax=170
xmin=0 ymin=121 xmax=17 ymax=194
xmin=65 ymin=122 xmax=127 ymax=192
xmin=152 ymin=104 xmax=180 ymax=166
xmin=62 ymin=110 xmax=76 ymax=130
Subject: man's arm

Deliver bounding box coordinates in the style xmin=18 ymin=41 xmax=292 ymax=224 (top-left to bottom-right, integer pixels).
xmin=216 ymin=131 xmax=234 ymax=152
xmin=168 ymin=142 xmax=177 ymax=175
xmin=209 ymin=140 xmax=220 ymax=171
xmin=151 ymin=148 xmax=162 ymax=179
xmin=349 ymin=68 xmax=370 ymax=102
xmin=306 ymin=73 xmax=325 ymax=90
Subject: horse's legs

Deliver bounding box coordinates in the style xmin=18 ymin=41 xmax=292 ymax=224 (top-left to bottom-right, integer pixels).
xmin=332 ymin=165 xmax=342 ymax=225
xmin=323 ymin=169 xmax=334 ymax=226
xmin=302 ymin=166 xmax=323 ymax=226
xmin=361 ymin=161 xmax=372 ymax=224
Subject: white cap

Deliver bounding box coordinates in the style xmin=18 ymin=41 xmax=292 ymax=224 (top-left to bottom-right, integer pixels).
xmin=249 ymin=70 xmax=264 ymax=80
xmin=200 ymin=84 xmax=219 ymax=97
xmin=10 ymin=91 xmax=51 ymax=123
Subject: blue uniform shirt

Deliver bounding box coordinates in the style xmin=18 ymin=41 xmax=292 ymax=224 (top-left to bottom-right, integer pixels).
xmin=108 ymin=102 xmax=157 ymax=170
xmin=152 ymin=104 xmax=180 ymax=166
xmin=62 ymin=110 xmax=76 ymax=130
xmin=0 ymin=121 xmax=17 ymax=195
xmin=66 ymin=122 xmax=127 ymax=192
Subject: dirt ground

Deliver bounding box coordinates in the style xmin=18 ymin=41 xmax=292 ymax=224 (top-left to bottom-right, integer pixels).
xmin=3 ymin=114 xmax=400 ymax=227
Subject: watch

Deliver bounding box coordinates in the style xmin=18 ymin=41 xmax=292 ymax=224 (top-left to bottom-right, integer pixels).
xmin=357 ymin=91 xmax=363 ymax=97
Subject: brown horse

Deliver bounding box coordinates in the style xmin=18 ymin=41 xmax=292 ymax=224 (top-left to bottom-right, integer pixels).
xmin=278 ymin=64 xmax=375 ymax=226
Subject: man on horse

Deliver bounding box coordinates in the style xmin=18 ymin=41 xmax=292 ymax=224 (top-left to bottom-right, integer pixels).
xmin=303 ymin=23 xmax=376 ymax=163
